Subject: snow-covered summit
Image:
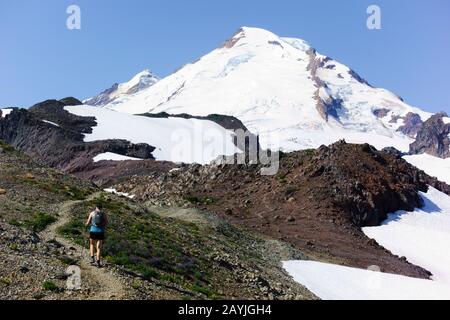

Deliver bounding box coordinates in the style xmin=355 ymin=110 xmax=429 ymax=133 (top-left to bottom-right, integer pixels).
xmin=101 ymin=27 xmax=431 ymax=153
xmin=84 ymin=69 xmax=158 ymax=106
xmin=221 ymin=26 xmax=312 ymax=52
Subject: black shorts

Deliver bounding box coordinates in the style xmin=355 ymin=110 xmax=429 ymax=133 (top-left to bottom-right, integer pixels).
xmin=90 ymin=232 xmax=105 ymax=240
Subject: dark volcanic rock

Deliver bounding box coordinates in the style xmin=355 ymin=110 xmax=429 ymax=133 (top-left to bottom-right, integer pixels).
xmin=373 ymin=108 xmax=390 ymax=118
xmin=382 ymin=146 xmax=405 ymax=159
xmin=29 ymin=99 xmax=96 ymax=134
xmin=58 ymin=97 xmax=83 ymax=106
xmin=140 ymin=112 xmax=250 ymax=132
xmin=398 ymin=112 xmax=423 ymax=138
xmin=0 ymin=99 xmax=156 ymax=176
xmin=410 ymin=112 xmax=450 ymax=159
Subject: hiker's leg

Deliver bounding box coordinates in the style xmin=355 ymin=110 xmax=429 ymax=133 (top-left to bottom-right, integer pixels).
xmin=96 ymin=240 xmax=103 ymax=261
xmin=89 ymin=239 xmax=95 ymax=257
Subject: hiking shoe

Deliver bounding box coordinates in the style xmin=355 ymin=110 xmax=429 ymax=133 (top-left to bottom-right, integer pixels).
xmin=96 ymin=260 xmax=101 ymax=268
xmin=90 ymin=256 xmax=95 ymax=265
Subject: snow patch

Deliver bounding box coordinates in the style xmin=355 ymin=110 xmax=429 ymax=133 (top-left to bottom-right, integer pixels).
xmin=404 ymin=154 xmax=450 ymax=184
xmin=1 ymin=108 xmax=12 ymax=118
xmin=283 ymin=260 xmax=450 ymax=300
xmin=363 ymin=187 xmax=450 ymax=284
xmin=42 ymin=120 xmax=60 ymax=127
xmin=443 ymin=117 xmax=450 ymax=125
xmin=93 ymin=152 xmax=143 ymax=162
xmin=104 ymin=188 xmax=135 ymax=199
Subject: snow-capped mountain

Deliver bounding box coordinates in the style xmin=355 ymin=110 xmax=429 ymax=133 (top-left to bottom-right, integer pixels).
xmin=84 ymin=69 xmax=158 ymax=106
xmin=102 ymin=27 xmax=432 ymax=153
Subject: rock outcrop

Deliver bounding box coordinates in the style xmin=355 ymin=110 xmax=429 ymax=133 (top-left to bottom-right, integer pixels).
xmin=410 ymin=112 xmax=450 ymax=158
xmin=398 ymin=112 xmax=423 ymax=138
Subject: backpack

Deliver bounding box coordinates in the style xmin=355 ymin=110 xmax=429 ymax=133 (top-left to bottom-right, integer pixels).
xmin=93 ymin=211 xmax=107 ymax=228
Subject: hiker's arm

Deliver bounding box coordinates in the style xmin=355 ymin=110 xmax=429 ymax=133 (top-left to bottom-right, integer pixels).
xmin=85 ymin=212 xmax=92 ymax=227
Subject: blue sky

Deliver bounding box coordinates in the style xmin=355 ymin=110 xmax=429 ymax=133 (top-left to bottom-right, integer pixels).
xmin=0 ymin=0 xmax=449 ymax=113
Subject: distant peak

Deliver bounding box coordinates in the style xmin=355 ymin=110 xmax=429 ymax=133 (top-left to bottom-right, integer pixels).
xmin=84 ymin=69 xmax=159 ymax=106
xmin=131 ymin=69 xmax=158 ymax=80
xmin=124 ymin=69 xmax=159 ymax=89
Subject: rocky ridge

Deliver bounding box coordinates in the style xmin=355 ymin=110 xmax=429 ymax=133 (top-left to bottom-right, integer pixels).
xmin=113 ymin=140 xmax=450 ymax=279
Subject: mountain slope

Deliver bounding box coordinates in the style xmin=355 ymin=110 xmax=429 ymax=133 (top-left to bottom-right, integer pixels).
xmin=112 ymin=141 xmax=450 ymax=278
xmin=0 ymin=141 xmax=314 ymax=300
xmin=103 ymin=27 xmax=432 ymax=153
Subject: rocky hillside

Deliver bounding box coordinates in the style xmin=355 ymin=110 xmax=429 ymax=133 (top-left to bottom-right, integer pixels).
xmin=113 ymin=140 xmax=450 ymax=279
xmin=0 ymin=140 xmax=315 ymax=300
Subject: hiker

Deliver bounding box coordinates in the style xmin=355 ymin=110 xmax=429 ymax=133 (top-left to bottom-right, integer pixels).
xmin=85 ymin=203 xmax=108 ymax=267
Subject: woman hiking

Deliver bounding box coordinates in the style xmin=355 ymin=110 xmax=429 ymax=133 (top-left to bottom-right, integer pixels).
xmin=85 ymin=203 xmax=108 ymax=268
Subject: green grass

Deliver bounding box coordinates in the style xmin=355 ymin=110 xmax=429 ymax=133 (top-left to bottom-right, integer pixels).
xmin=23 ymin=212 xmax=56 ymax=232
xmin=8 ymin=212 xmax=57 ymax=232
xmin=8 ymin=219 xmax=22 ymax=227
xmin=58 ymin=197 xmax=214 ymax=294
xmin=184 ymin=195 xmax=215 ymax=205
xmin=284 ymin=186 xmax=298 ymax=196
xmin=58 ymin=256 xmax=78 ymax=265
xmin=0 ymin=140 xmax=15 ymax=153
xmin=189 ymin=284 xmax=213 ymax=297
xmin=42 ymin=281 xmax=59 ymax=292
xmin=8 ymin=243 xmax=19 ymax=251
xmin=276 ymin=172 xmax=287 ymax=183
xmin=305 ymin=149 xmax=316 ymax=157
xmin=0 ymin=277 xmax=12 ymax=286
xmin=19 ymin=176 xmax=93 ymax=201
xmin=57 ymin=220 xmax=84 ymax=237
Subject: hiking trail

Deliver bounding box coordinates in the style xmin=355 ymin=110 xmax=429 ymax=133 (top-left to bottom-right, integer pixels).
xmin=42 ymin=193 xmax=129 ymax=300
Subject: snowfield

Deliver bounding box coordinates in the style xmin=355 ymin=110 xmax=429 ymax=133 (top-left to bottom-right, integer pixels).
xmin=283 ymin=261 xmax=450 ymax=300
xmin=404 ymin=154 xmax=450 ymax=184
xmin=363 ymin=187 xmax=450 ymax=285
xmin=65 ymin=105 xmax=239 ymax=164
xmin=93 ymin=152 xmax=143 ymax=162
xmin=284 ymin=187 xmax=450 ymax=299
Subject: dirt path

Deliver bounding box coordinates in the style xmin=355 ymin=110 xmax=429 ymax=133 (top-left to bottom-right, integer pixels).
xmin=42 ymin=193 xmax=129 ymax=300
